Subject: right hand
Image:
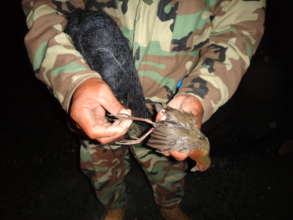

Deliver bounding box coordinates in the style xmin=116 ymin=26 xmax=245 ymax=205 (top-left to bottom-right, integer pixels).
xmin=70 ymin=78 xmax=133 ymax=144
xmin=154 ymin=94 xmax=204 ymax=161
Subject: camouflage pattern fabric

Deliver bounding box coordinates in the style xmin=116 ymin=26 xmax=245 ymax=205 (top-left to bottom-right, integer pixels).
xmin=21 ymin=0 xmax=266 ymax=209
xmin=22 ymin=0 xmax=266 ymax=123
xmin=80 ymin=139 xmax=186 ymax=208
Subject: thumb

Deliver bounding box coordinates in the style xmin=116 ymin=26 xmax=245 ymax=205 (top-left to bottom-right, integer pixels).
xmin=100 ymin=93 xmax=128 ymax=116
xmin=78 ymin=78 xmax=129 ymax=116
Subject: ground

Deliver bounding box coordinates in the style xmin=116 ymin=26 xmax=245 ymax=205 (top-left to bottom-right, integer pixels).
xmin=2 ymin=1 xmax=292 ymax=220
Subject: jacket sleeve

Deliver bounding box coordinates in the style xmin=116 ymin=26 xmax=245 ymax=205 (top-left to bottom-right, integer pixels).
xmin=177 ymin=0 xmax=266 ymax=123
xmin=22 ymin=0 xmax=101 ymax=112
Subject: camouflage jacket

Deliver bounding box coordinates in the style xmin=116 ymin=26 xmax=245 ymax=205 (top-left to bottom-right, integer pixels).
xmin=22 ymin=0 xmax=265 ymax=122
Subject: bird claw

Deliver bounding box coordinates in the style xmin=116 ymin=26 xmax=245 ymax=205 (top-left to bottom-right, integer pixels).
xmin=114 ymin=128 xmax=154 ymax=145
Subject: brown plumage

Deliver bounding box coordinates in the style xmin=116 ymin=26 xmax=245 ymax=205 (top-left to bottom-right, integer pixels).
xmin=115 ymin=105 xmax=211 ymax=172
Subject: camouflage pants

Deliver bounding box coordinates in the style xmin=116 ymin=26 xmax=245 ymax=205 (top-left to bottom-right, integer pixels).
xmin=80 ymin=139 xmax=187 ymax=209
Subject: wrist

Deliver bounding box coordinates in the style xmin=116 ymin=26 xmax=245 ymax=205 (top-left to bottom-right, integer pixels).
xmin=72 ymin=77 xmax=105 ymax=99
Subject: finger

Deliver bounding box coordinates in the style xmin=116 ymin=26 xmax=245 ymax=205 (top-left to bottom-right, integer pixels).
xmin=79 ymin=112 xmax=131 ymax=142
xmin=167 ymin=96 xmax=184 ymax=110
xmin=94 ymin=111 xmax=133 ymax=143
xmin=94 ymin=123 xmax=129 ymax=144
xmin=110 ymin=110 xmax=133 ymax=133
xmin=161 ymin=151 xmax=171 ymax=156
xmin=102 ymin=109 xmax=132 ymax=133
xmin=98 ymin=135 xmax=124 ymax=145
xmin=105 ymin=112 xmax=133 ymax=142
xmin=170 ymin=151 xmax=189 ymax=161
xmin=155 ymin=109 xmax=167 ymax=122
xmin=97 ymin=86 xmax=127 ymax=115
xmin=72 ymin=106 xmax=108 ymax=139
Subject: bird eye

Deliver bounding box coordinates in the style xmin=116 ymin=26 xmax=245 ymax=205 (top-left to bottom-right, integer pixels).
xmin=198 ymin=136 xmax=205 ymax=140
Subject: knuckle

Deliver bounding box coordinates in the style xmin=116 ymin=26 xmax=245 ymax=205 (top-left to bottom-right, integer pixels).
xmin=97 ymin=139 xmax=108 ymax=144
xmin=87 ymin=131 xmax=96 ymax=140
xmin=86 ymin=128 xmax=101 ymax=140
xmin=70 ymin=111 xmax=78 ymax=121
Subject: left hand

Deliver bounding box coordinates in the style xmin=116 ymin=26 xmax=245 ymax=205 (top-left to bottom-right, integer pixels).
xmin=156 ymin=94 xmax=204 ymax=161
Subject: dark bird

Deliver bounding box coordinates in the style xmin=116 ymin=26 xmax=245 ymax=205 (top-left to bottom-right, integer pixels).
xmin=147 ymin=105 xmax=211 ymax=172
xmin=116 ymin=104 xmax=211 ymax=172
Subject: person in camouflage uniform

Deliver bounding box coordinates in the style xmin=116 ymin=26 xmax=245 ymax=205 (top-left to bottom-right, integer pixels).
xmin=21 ymin=0 xmax=265 ymax=219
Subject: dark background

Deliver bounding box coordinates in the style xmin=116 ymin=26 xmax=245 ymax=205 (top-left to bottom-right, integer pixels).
xmin=1 ymin=1 xmax=292 ymax=219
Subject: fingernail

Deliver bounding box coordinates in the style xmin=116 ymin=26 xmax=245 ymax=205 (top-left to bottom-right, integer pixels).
xmin=119 ymin=109 xmax=131 ymax=116
xmin=121 ymin=119 xmax=133 ymax=129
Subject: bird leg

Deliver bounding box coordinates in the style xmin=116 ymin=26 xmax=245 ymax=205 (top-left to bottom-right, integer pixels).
xmin=114 ymin=113 xmax=156 ymax=126
xmin=112 ymin=113 xmax=156 ymax=145
xmin=115 ymin=127 xmax=154 ymax=145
